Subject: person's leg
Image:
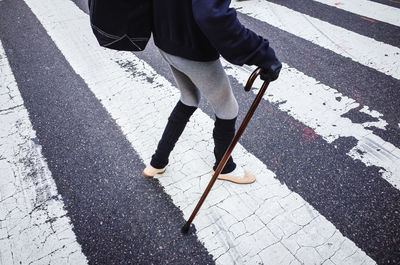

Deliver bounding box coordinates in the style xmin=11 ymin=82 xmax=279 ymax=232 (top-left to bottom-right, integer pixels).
xmin=212 ymin=116 xmax=237 ymax=173
xmin=170 ymin=66 xmax=201 ymax=107
xmin=159 ymin=50 xmax=202 ymax=107
xmin=159 ymin=51 xmax=239 ymax=174
xmin=150 ymin=100 xmax=197 ymax=169
xmin=143 ymin=64 xmax=200 ymax=177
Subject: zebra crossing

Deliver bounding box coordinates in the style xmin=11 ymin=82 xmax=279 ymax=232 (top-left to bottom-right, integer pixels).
xmin=311 ymin=0 xmax=400 ymax=26
xmin=0 ymin=0 xmax=399 ymax=264
xmin=0 ymin=40 xmax=87 ymax=264
xmin=231 ymin=0 xmax=400 ymax=79
xmin=223 ymin=61 xmax=400 ymax=189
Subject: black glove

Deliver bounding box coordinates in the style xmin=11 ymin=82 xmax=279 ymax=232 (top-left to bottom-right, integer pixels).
xmin=260 ymin=59 xmax=282 ymax=82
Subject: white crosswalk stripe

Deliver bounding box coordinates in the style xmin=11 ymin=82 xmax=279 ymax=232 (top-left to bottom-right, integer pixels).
xmin=0 ymin=40 xmax=88 ymax=265
xmin=20 ymin=0 xmax=380 ymax=264
xmin=231 ymin=0 xmax=400 ymax=80
xmin=312 ymin=0 xmax=400 ymax=27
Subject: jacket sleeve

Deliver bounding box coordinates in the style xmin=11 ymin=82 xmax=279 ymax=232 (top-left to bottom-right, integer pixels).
xmin=192 ymin=0 xmax=278 ymax=69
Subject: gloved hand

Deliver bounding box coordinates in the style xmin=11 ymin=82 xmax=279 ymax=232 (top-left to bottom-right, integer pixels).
xmin=260 ymin=59 xmax=282 ymax=82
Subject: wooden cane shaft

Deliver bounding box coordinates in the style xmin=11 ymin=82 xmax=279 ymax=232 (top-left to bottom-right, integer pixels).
xmin=183 ymin=80 xmax=269 ymax=231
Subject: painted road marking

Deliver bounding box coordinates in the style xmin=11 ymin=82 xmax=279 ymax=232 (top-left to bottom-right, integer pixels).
xmin=313 ymin=0 xmax=400 ymax=27
xmin=231 ymin=0 xmax=400 ymax=80
xmin=0 ymin=40 xmax=88 ymax=265
xmin=223 ymin=61 xmax=400 ymax=189
xmin=23 ymin=0 xmax=376 ymax=263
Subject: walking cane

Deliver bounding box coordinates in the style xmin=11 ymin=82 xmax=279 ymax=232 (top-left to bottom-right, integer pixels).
xmin=182 ymin=67 xmax=270 ymax=233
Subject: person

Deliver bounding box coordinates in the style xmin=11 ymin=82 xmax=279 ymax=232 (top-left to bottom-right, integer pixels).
xmin=142 ymin=0 xmax=282 ymax=183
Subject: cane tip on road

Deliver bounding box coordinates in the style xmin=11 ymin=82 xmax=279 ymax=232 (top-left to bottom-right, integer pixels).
xmin=181 ymin=225 xmax=189 ymax=234
xmin=181 ymin=223 xmax=196 ymax=234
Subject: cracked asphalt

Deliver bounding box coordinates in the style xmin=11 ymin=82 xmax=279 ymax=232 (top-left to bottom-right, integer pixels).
xmin=0 ymin=0 xmax=400 ymax=264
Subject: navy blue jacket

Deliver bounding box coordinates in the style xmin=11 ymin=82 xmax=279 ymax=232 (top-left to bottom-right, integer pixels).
xmin=152 ymin=0 xmax=278 ymax=69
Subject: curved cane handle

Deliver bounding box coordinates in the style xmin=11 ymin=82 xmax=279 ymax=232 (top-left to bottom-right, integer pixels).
xmin=244 ymin=67 xmax=264 ymax=92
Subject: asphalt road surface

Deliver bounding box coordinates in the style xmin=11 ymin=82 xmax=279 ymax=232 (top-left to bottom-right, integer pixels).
xmin=0 ymin=0 xmax=399 ymax=264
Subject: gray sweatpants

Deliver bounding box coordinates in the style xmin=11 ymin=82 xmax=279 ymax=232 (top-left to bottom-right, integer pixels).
xmin=159 ymin=49 xmax=239 ymax=120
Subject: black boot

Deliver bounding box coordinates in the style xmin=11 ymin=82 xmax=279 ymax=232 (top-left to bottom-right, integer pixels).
xmin=150 ymin=101 xmax=197 ymax=169
xmin=213 ymin=116 xmax=237 ymax=174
